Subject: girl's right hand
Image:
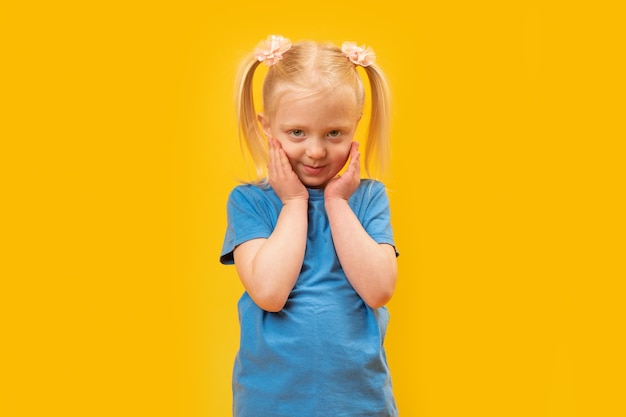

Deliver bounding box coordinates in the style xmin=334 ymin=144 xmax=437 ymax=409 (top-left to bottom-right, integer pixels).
xmin=268 ymin=137 xmax=308 ymax=204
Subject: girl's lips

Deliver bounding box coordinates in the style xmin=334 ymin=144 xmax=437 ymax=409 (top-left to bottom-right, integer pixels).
xmin=303 ymin=165 xmax=325 ymax=175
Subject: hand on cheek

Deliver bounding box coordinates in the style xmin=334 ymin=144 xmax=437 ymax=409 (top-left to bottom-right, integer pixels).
xmin=268 ymin=138 xmax=308 ymax=203
xmin=324 ymin=141 xmax=361 ymax=201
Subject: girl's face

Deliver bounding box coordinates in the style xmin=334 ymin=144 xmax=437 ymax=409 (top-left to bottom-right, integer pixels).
xmin=259 ymin=88 xmax=361 ymax=188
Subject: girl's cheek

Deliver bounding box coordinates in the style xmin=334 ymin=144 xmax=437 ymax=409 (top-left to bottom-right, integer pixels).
xmin=279 ymin=141 xmax=298 ymax=158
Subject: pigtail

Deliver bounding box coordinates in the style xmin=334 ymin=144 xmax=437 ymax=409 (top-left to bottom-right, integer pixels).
xmin=235 ymin=54 xmax=268 ymax=181
xmin=363 ymin=64 xmax=392 ymax=179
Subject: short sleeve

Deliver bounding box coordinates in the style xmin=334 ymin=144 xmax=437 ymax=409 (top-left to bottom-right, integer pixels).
xmin=220 ymin=185 xmax=280 ymax=265
xmin=351 ymin=180 xmax=399 ymax=257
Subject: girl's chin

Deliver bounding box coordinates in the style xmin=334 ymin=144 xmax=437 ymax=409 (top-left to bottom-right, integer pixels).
xmin=301 ymin=181 xmax=327 ymax=189
xmin=297 ymin=168 xmax=341 ymax=189
xmin=299 ymin=176 xmax=331 ymax=189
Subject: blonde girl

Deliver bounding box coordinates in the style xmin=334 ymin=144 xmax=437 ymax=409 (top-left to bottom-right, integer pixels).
xmin=221 ymin=35 xmax=398 ymax=417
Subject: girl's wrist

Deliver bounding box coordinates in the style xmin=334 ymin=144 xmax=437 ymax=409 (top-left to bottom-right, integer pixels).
xmin=282 ymin=197 xmax=309 ymax=207
xmin=324 ymin=197 xmax=350 ymax=211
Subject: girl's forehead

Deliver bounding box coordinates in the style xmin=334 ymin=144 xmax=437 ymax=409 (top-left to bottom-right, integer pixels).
xmin=274 ymin=86 xmax=359 ymax=110
xmin=271 ymin=89 xmax=361 ymax=126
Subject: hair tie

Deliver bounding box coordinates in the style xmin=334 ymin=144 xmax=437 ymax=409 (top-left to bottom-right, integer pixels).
xmin=254 ymin=35 xmax=292 ymax=67
xmin=341 ymin=41 xmax=376 ymax=67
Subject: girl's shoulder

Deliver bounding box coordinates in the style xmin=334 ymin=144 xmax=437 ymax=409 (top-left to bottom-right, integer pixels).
xmin=350 ymin=179 xmax=389 ymax=207
xmin=358 ymin=178 xmax=385 ymax=190
xmin=229 ymin=181 xmax=274 ymax=197
xmin=227 ymin=181 xmax=280 ymax=207
xmin=355 ymin=178 xmax=387 ymax=197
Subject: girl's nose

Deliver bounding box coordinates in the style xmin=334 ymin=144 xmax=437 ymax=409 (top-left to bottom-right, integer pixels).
xmin=306 ymin=139 xmax=326 ymax=159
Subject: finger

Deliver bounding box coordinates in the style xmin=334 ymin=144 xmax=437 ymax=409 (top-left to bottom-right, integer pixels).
xmin=277 ymin=151 xmax=296 ymax=183
xmin=268 ymin=138 xmax=274 ymax=163
xmin=268 ymin=138 xmax=280 ymax=178
xmin=268 ymin=139 xmax=283 ymax=165
xmin=346 ymin=143 xmax=361 ymax=174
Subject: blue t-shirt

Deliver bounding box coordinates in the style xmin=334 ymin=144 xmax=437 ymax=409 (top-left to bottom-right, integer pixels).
xmin=220 ymin=179 xmax=398 ymax=417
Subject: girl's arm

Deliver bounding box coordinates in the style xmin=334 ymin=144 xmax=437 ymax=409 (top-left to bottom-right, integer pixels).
xmin=325 ymin=143 xmax=397 ymax=308
xmin=233 ymin=138 xmax=308 ymax=312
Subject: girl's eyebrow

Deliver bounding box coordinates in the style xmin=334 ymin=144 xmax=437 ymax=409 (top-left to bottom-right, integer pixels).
xmin=278 ymin=122 xmax=308 ymax=129
xmin=279 ymin=124 xmax=307 ymax=131
xmin=278 ymin=121 xmax=354 ymax=132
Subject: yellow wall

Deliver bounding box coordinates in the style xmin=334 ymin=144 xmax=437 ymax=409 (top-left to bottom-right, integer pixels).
xmin=2 ymin=1 xmax=624 ymax=416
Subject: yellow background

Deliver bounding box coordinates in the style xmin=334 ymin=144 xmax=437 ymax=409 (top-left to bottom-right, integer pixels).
xmin=2 ymin=1 xmax=624 ymax=416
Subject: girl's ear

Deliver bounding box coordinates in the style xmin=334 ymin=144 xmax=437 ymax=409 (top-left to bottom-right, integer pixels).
xmin=257 ymin=113 xmax=271 ymax=138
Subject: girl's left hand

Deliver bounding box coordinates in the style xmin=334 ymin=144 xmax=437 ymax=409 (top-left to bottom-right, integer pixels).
xmin=324 ymin=141 xmax=360 ymax=201
xmin=268 ymin=137 xmax=308 ymax=203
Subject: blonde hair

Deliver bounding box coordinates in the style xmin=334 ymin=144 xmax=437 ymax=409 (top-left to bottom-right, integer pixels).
xmin=235 ymin=39 xmax=392 ymax=181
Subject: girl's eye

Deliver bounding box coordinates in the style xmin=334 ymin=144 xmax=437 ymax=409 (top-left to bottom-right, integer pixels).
xmin=327 ymin=130 xmax=341 ymax=138
xmin=289 ymin=129 xmax=305 ymax=138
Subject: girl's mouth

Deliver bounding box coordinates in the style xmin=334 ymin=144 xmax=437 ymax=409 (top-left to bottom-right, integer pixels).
xmin=303 ymin=165 xmax=324 ymax=175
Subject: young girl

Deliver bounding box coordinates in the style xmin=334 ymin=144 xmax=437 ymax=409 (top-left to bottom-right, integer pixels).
xmin=220 ymin=35 xmax=399 ymax=417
